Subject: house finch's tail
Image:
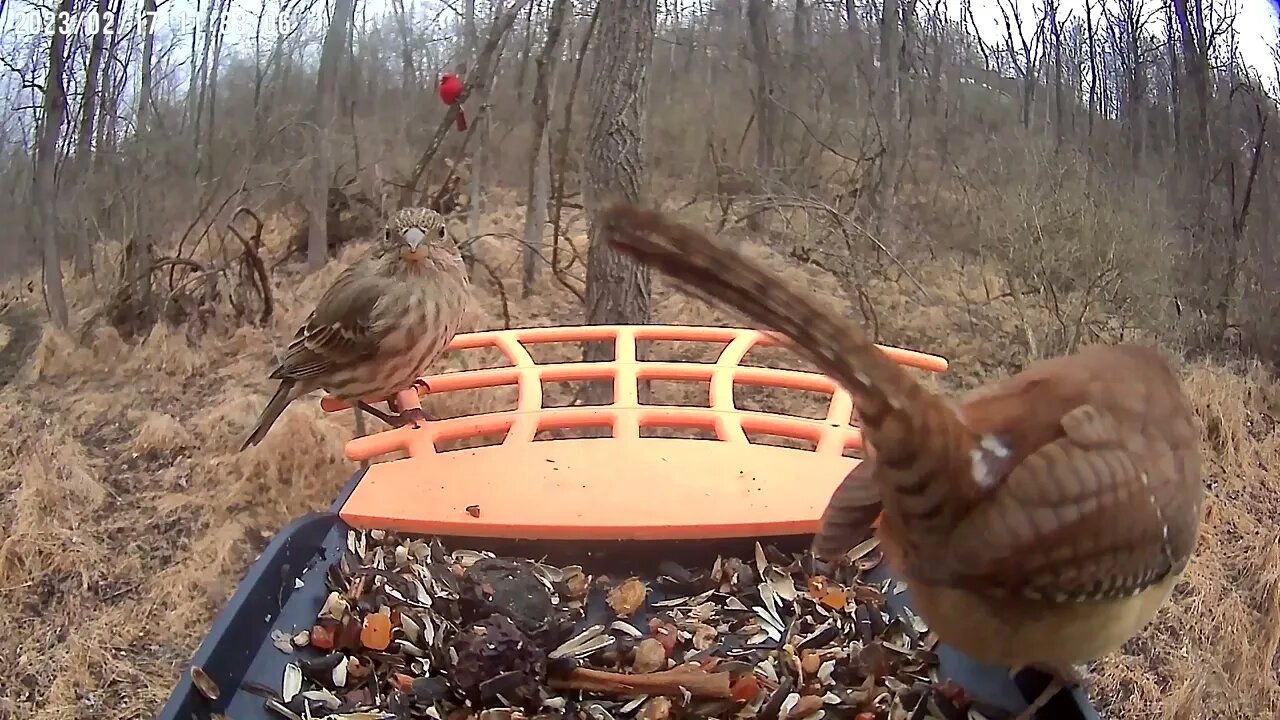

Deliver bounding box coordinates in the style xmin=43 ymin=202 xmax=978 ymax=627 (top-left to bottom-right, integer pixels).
xmin=240 ymin=380 xmax=297 ymax=451
xmin=455 ymin=107 xmax=468 ymax=132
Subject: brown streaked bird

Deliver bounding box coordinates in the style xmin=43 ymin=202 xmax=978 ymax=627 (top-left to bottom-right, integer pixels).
xmin=240 ymin=207 xmax=470 ymax=451
xmin=602 ymin=203 xmax=1203 ymax=720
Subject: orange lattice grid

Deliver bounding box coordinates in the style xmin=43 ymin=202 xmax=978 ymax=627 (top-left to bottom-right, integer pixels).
xmin=321 ymin=324 xmax=948 ymax=540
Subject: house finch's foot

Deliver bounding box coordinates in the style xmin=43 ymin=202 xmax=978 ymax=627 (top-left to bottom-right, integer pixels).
xmin=389 ymin=406 xmax=429 ymax=429
xmin=387 ymin=380 xmax=431 ymax=413
xmin=384 ymin=386 xmax=430 ymax=429
xmin=355 ymin=400 xmax=430 ymax=429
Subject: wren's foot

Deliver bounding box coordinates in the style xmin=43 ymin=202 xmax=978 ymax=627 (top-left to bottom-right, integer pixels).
xmin=1011 ymin=663 xmax=1089 ymax=720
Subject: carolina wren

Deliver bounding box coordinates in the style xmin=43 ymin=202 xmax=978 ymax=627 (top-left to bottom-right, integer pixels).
xmin=603 ymin=204 xmax=1204 ymax=719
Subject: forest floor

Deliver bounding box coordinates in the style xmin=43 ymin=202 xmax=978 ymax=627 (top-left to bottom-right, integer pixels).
xmin=0 ymin=195 xmax=1277 ymax=719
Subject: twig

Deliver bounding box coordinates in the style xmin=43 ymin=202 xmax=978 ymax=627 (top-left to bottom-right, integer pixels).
xmin=470 ymin=254 xmax=512 ymax=329
xmin=402 ymin=0 xmax=532 ymax=204
xmin=748 ymin=196 xmax=931 ymax=300
xmin=227 ymin=207 xmax=274 ymax=325
xmin=549 ymin=0 xmax=601 ymax=307
xmin=548 ymin=666 xmax=732 ymax=698
xmin=767 ymin=95 xmax=877 ymax=167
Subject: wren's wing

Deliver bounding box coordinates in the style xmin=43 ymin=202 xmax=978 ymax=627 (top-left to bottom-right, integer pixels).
xmin=938 ymin=369 xmax=1203 ymax=602
xmin=812 ymin=456 xmax=883 ymax=560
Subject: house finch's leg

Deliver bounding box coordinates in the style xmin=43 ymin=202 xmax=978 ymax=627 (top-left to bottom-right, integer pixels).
xmin=384 ymin=384 xmax=431 ymax=428
xmin=355 ymin=401 xmax=401 ymax=426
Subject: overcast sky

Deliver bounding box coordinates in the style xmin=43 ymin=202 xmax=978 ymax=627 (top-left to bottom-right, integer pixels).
xmin=0 ymin=0 xmax=1276 ymax=138
xmin=211 ymin=0 xmax=1278 ymax=84
xmin=2 ymin=0 xmax=1277 ymax=75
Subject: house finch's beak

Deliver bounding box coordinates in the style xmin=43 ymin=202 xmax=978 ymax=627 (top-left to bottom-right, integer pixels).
xmin=403 ymin=227 xmax=426 ymax=250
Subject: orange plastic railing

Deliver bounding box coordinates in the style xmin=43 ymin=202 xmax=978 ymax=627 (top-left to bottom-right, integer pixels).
xmin=321 ymin=324 xmax=948 ymax=541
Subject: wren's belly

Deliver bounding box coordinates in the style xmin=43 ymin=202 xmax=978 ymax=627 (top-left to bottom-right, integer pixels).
xmin=908 ymin=573 xmax=1180 ymax=669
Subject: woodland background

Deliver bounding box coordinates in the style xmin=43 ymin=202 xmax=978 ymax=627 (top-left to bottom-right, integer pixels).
xmin=0 ymin=0 xmax=1279 ymax=718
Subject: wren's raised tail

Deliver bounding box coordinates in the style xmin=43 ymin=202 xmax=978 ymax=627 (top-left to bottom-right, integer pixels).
xmin=602 ymin=203 xmax=1204 ymax=719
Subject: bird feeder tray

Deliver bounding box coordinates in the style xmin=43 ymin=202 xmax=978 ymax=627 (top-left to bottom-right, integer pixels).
xmin=156 ymin=324 xmax=1099 ymax=720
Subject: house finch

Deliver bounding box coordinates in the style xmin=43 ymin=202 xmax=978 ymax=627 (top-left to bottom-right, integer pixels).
xmin=439 ymin=73 xmax=468 ymax=132
xmin=240 ymin=207 xmax=470 ymax=451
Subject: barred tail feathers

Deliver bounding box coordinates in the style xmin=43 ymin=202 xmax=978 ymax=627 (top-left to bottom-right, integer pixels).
xmin=602 ymin=203 xmax=917 ymax=427
xmin=602 ymin=203 xmax=974 ymax=558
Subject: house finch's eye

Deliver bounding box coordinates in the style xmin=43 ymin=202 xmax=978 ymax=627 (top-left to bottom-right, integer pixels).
xmin=438 ymin=226 xmax=446 ymax=238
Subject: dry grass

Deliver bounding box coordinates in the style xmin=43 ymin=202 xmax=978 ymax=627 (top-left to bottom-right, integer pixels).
xmin=0 ymin=199 xmax=1276 ymax=719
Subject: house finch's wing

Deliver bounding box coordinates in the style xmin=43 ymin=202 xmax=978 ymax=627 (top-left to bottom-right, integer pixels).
xmin=270 ymin=264 xmax=390 ymax=383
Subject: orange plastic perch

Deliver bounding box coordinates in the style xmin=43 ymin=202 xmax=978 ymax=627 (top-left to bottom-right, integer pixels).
xmin=320 ymin=324 xmax=948 ymax=541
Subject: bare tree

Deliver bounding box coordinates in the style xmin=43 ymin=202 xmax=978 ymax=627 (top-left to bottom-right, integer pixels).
xmin=582 ymin=0 xmax=656 ymax=398
xmin=73 ymin=0 xmax=111 ymax=176
xmin=746 ymin=0 xmax=776 ymax=175
xmin=996 ymin=0 xmax=1047 ymax=130
xmin=391 ymin=0 xmax=418 ymax=93
xmin=875 ymin=0 xmax=902 ymax=216
xmin=464 ymin=0 xmax=482 ymax=248
xmin=1045 ymin=0 xmax=1066 ymax=143
xmin=34 ymin=0 xmax=75 ymax=329
xmin=1106 ymin=0 xmax=1157 ymax=168
xmin=521 ymin=0 xmax=571 ymax=297
xmin=307 ymin=0 xmax=358 ymax=272
xmin=1171 ymin=0 xmax=1209 ymax=175
xmin=1085 ymin=0 xmax=1100 ymax=135
xmin=137 ymin=0 xmax=159 ymax=133
xmin=1164 ymin=0 xmax=1182 ymax=157
xmin=64 ymin=0 xmax=114 ymax=275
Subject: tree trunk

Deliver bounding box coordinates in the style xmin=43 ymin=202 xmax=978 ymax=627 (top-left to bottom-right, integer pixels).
xmin=791 ymin=0 xmax=809 ymax=72
xmin=465 ymin=0 xmax=482 ymax=261
xmin=307 ymin=0 xmax=357 ymax=272
xmin=74 ymin=0 xmax=108 ymax=174
xmin=522 ymin=0 xmax=571 ymax=297
xmin=391 ymin=0 xmax=418 ymax=93
xmin=1171 ymin=0 xmax=1215 ymax=347
xmin=1085 ymin=0 xmax=1097 ymax=136
xmin=876 ymin=0 xmax=902 ymax=217
xmin=1165 ymin=1 xmax=1182 ymax=161
xmin=184 ymin=12 xmax=200 ymax=133
xmin=95 ymin=15 xmax=121 ymax=166
xmin=1172 ymin=0 xmax=1208 ymax=174
xmin=203 ymin=0 xmax=230 ymax=175
xmin=514 ymin=2 xmax=536 ymax=106
xmin=1048 ymin=0 xmax=1064 ymax=144
xmin=137 ymin=0 xmax=158 ymax=133
xmin=193 ymin=0 xmax=217 ymax=167
xmin=582 ymin=0 xmax=656 ymax=403
xmin=35 ymin=0 xmax=74 ymax=329
xmin=67 ymin=0 xmax=111 ymax=275
xmin=746 ymin=0 xmax=775 ymax=175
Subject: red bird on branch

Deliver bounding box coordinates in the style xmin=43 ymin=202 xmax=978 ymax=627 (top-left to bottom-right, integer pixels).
xmin=438 ymin=73 xmax=468 ymax=132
